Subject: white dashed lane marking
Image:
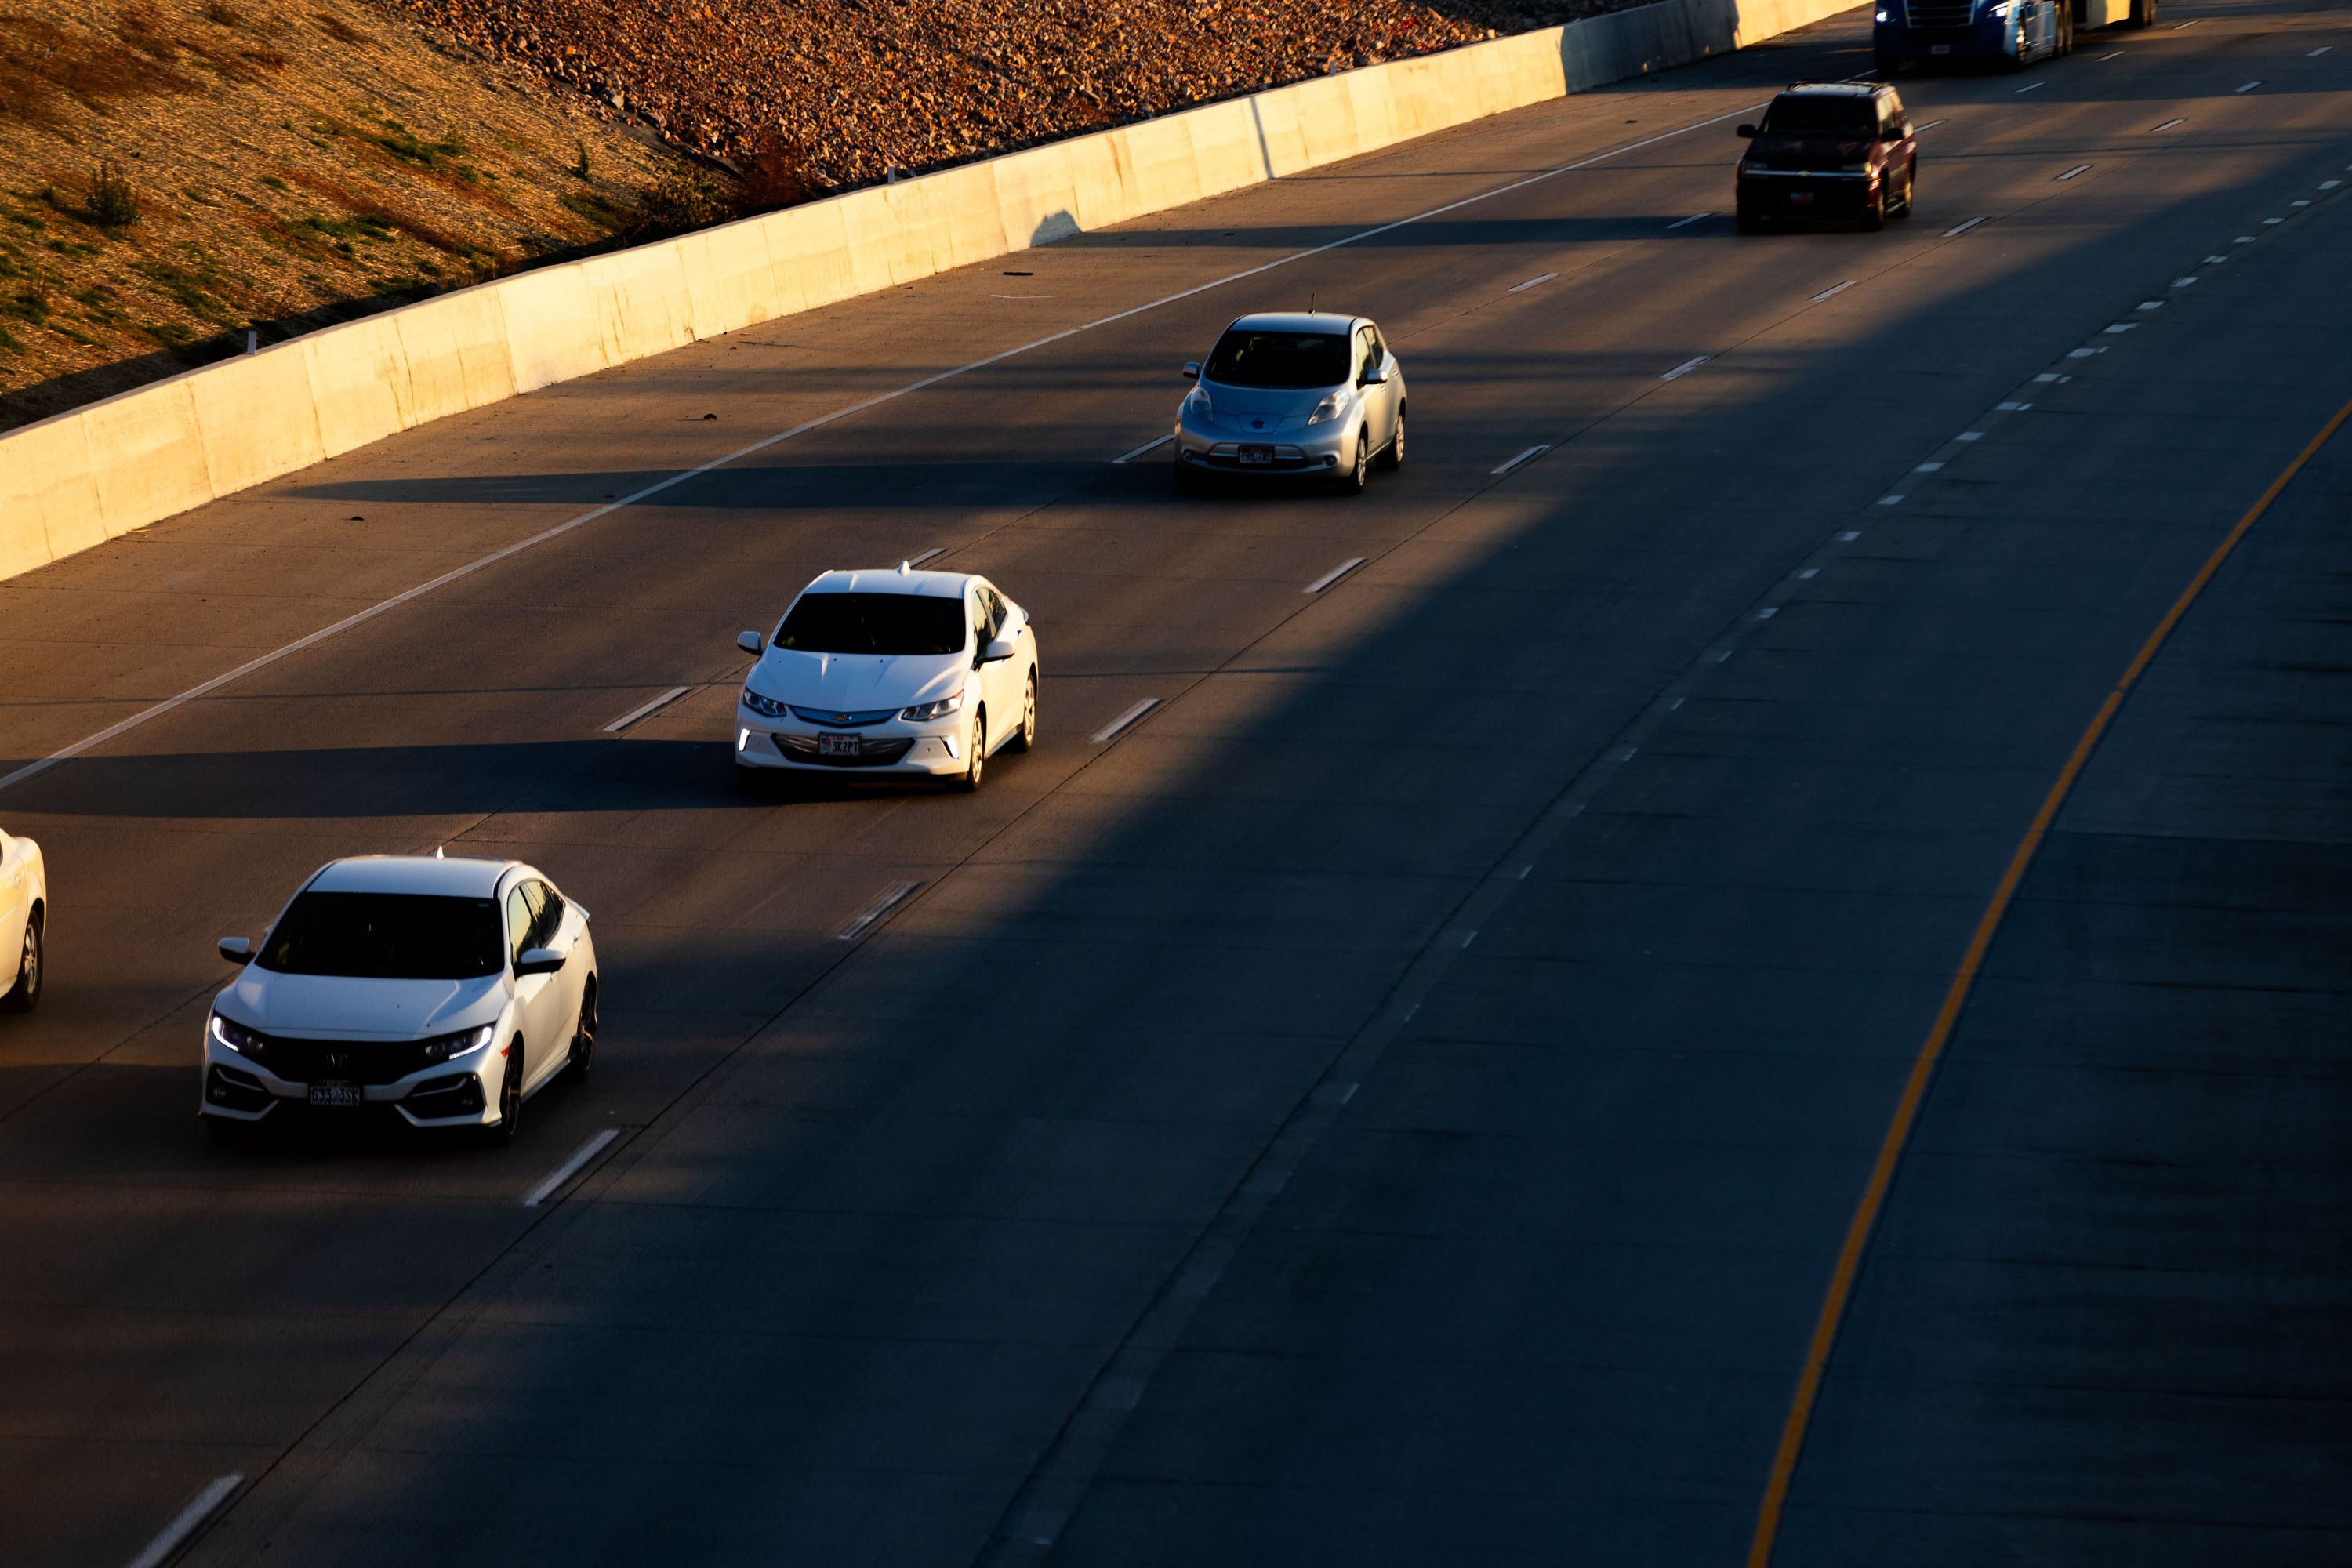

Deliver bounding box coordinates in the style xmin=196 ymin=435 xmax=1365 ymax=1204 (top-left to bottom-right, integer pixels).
xmin=2056 ymin=164 xmax=2092 ymax=180
xmin=1667 ymin=212 xmax=1712 ymax=229
xmin=1492 ymin=444 xmax=1551 ymax=476
xmin=1112 ymin=434 xmax=1174 ymax=464
xmin=906 ymin=546 xmax=947 ymax=567
xmin=1942 ymin=216 xmax=1987 ymax=237
xmin=1661 ymin=355 xmax=1710 ymax=381
xmin=1811 ymin=280 xmax=1856 ymax=303
xmin=1508 ymin=271 xmax=1559 ymax=292
xmin=1091 ymin=698 xmax=1162 ymax=743
xmin=2236 ymin=80 xmax=2263 ymax=93
xmin=604 ymin=686 xmax=692 ymax=734
xmin=2016 ymin=81 xmax=2046 ymax=93
xmin=128 ymin=1475 xmax=245 ymax=1568
xmin=1304 ymin=557 xmax=1367 ymax=594
xmin=523 ymin=1129 xmax=621 ymax=1207
xmin=2152 ymin=118 xmax=2187 ymax=132
xmin=837 ymin=882 xmax=921 ymax=942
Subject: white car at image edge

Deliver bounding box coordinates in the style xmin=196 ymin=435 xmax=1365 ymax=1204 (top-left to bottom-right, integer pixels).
xmin=734 ymin=565 xmax=1040 ymax=789
xmin=1 ymin=827 xmax=45 ymax=1014
xmin=205 ymin=854 xmax=597 ymax=1142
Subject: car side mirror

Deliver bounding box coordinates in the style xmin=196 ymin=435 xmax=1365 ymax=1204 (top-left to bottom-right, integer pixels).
xmin=218 ymin=936 xmax=252 ymax=965
xmin=737 ymin=630 xmax=764 ymax=655
xmin=978 ymin=634 xmax=1018 ymax=666
xmin=515 ymin=946 xmax=566 ymax=977
xmin=1181 ymin=361 xmax=1200 ymax=380
xmin=1737 ymin=124 xmax=1757 ymax=139
xmin=1885 ymin=125 xmax=1908 ymax=140
xmin=1360 ymin=368 xmax=1390 ymax=387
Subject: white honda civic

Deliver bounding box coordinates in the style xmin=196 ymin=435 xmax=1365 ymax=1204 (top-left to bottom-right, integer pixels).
xmin=734 ymin=564 xmax=1040 ymax=789
xmin=1 ymin=826 xmax=46 ymax=1014
xmin=203 ymin=854 xmax=597 ymax=1142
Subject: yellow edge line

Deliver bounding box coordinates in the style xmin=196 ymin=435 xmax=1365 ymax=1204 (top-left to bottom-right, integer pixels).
xmin=1744 ymin=389 xmax=2352 ymax=1568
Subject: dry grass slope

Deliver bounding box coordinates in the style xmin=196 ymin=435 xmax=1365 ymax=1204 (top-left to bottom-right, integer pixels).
xmin=0 ymin=0 xmax=693 ymax=430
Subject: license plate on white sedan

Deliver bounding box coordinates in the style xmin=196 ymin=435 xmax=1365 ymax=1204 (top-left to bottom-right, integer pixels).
xmin=1238 ymin=447 xmax=1273 ymax=466
xmin=1789 ymin=191 xmax=1816 ymax=205
xmin=818 ymin=733 xmax=861 ymax=757
xmin=309 ymin=1081 xmax=362 ymax=1108
xmin=1932 ymin=42 xmax=1951 ymax=52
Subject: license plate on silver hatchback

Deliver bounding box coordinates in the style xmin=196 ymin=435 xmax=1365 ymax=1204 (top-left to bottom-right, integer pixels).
xmin=818 ymin=733 xmax=860 ymax=757
xmin=309 ymin=1081 xmax=362 ymax=1108
xmin=1238 ymin=447 xmax=1273 ymax=465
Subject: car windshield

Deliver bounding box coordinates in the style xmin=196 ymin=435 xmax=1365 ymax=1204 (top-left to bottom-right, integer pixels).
xmin=1203 ymin=330 xmax=1351 ymax=390
xmin=774 ymin=592 xmax=967 ymax=655
xmin=256 ymin=892 xmax=505 ymax=980
xmin=1759 ymin=97 xmax=1876 ymax=138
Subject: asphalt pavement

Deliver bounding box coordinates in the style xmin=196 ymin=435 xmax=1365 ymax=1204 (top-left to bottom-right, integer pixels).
xmin=1 ymin=1 xmax=2347 ymax=1563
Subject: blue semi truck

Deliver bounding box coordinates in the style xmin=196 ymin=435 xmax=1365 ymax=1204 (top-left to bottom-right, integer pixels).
xmin=1874 ymin=0 xmax=2156 ymax=74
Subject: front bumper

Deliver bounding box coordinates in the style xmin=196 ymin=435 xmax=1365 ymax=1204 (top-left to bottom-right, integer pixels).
xmin=201 ymin=1035 xmax=499 ymax=1128
xmin=735 ymin=713 xmax=967 ymax=776
xmin=1173 ymin=411 xmax=1354 ymax=477
xmin=1737 ymin=168 xmax=1882 ymax=218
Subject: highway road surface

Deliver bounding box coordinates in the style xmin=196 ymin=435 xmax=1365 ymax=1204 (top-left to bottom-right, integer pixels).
xmin=2 ymin=0 xmax=2348 ymax=1561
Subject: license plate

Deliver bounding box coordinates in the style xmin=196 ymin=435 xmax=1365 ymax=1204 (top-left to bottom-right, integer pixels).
xmin=1238 ymin=447 xmax=1273 ymax=466
xmin=309 ymin=1081 xmax=362 ymax=1108
xmin=1931 ymin=42 xmax=1951 ymax=52
xmin=1788 ymin=191 xmax=1816 ymax=205
xmin=817 ymin=732 xmax=861 ymax=756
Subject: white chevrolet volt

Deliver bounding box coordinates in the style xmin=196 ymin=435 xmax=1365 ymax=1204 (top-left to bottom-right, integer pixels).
xmin=734 ymin=565 xmax=1040 ymax=789
xmin=1 ymin=826 xmax=46 ymax=1014
xmin=204 ymin=854 xmax=597 ymax=1142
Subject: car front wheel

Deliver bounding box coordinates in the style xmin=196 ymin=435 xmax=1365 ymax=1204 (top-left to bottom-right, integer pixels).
xmin=1009 ymin=670 xmax=1037 ymax=753
xmin=1338 ymin=428 xmax=1369 ymax=495
xmin=482 ymin=1040 xmax=523 ymax=1145
xmin=1376 ymin=410 xmax=1406 ymax=471
xmin=1 ymin=910 xmax=40 ymax=1014
xmin=565 ymin=982 xmax=597 ymax=1084
xmin=960 ymin=712 xmax=987 ymax=792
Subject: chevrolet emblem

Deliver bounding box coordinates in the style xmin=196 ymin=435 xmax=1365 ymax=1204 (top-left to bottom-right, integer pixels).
xmin=835 ymin=713 xmax=851 ymax=723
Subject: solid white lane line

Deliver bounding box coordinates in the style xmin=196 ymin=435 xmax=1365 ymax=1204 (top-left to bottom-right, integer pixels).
xmin=2056 ymin=164 xmax=2092 ymax=180
xmin=127 ymin=1475 xmax=245 ymax=1568
xmin=1090 ymin=698 xmax=1160 ymax=743
xmin=1491 ymin=444 xmax=1550 ymax=476
xmin=837 ymin=881 xmax=921 ymax=942
xmin=0 ymin=99 xmax=1781 ymax=804
xmin=906 ymin=546 xmax=947 ymax=567
xmin=522 ymin=1129 xmax=620 ymax=1207
xmin=1666 ymin=212 xmax=1711 ymax=229
xmin=1304 ymin=557 xmax=1367 ymax=594
xmin=1661 ymin=355 xmax=1709 ymax=381
xmin=1810 ymin=280 xmax=1856 ymax=303
xmin=1112 ymin=434 xmax=1174 ymax=464
xmin=1915 ymin=118 xmax=1947 ymax=131
xmin=1508 ymin=270 xmax=1559 ymax=292
xmin=2151 ymin=117 xmax=2187 ymax=132
xmin=1942 ymin=216 xmax=1987 ymax=237
xmin=603 ymin=686 xmax=691 ymax=733
xmin=2236 ymin=80 xmax=2263 ymax=93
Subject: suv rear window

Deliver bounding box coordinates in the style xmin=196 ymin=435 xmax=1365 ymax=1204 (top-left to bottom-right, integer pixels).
xmin=258 ymin=892 xmax=505 ymax=979
xmin=774 ymin=592 xmax=966 ymax=655
xmin=1759 ymin=96 xmax=1877 ymax=137
xmin=1204 ymin=330 xmax=1351 ymax=390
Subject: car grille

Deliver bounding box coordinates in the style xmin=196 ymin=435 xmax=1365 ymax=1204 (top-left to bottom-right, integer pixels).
xmin=772 ymin=734 xmax=918 ymax=768
xmin=789 ymin=705 xmax=902 ymax=728
xmin=1902 ymin=0 xmax=1978 ymax=26
xmin=230 ymin=1030 xmax=442 ymax=1086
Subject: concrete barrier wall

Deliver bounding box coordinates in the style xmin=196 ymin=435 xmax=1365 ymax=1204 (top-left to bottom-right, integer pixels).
xmin=0 ymin=0 xmax=1853 ymax=585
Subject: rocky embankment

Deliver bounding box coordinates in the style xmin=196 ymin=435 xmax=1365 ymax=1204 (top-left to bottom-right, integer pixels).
xmin=389 ymin=0 xmax=1634 ymax=196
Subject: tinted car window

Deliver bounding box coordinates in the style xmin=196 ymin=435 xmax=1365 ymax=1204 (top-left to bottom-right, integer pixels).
xmin=1759 ymin=97 xmax=1876 ymax=137
xmin=258 ymin=892 xmax=505 ymax=980
xmin=775 ymin=593 xmax=967 ymax=655
xmin=1203 ymin=331 xmax=1351 ymax=390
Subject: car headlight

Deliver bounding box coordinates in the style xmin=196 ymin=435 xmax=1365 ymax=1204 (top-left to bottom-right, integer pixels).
xmin=419 ymin=1023 xmax=495 ymax=1063
xmin=901 ymin=692 xmax=965 ymax=721
xmin=210 ymin=1012 xmax=268 ymax=1058
xmin=1987 ymin=2 xmax=2011 ymax=14
xmin=1874 ymin=6 xmax=1889 ymax=17
xmin=1844 ymin=161 xmax=1873 ymax=173
xmin=1184 ymin=387 xmax=1213 ymax=420
xmin=1305 ymin=393 xmax=1345 ymax=426
xmin=741 ymin=688 xmax=788 ymax=719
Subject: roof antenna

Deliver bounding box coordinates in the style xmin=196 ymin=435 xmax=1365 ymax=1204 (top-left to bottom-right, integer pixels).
xmin=898 ymin=559 xmax=911 ymax=575
xmin=433 ymin=845 xmax=445 ymax=859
